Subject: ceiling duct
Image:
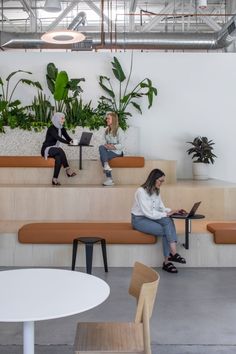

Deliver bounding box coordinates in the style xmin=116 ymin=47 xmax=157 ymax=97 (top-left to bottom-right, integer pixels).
xmin=1 ymin=15 xmax=236 ymax=51
xmin=68 ymin=11 xmax=86 ymax=31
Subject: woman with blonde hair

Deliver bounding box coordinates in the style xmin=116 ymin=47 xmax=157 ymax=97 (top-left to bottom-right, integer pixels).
xmin=99 ymin=112 xmax=124 ymax=186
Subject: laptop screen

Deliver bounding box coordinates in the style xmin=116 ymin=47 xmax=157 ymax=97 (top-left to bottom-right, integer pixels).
xmin=79 ymin=132 xmax=93 ymax=146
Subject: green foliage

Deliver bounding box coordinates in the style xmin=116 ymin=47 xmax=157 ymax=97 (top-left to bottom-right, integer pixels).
xmin=46 ymin=62 xmax=85 ymax=112
xmin=186 ymin=136 xmax=217 ymax=164
xmin=97 ymin=54 xmax=157 ymax=130
xmin=65 ymin=98 xmax=104 ymax=131
xmin=0 ymin=70 xmax=42 ymax=132
xmin=27 ymin=91 xmax=54 ymax=131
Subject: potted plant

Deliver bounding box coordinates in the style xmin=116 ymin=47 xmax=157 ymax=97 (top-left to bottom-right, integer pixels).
xmin=186 ymin=136 xmax=217 ymax=180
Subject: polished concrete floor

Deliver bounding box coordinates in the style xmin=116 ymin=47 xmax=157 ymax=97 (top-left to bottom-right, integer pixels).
xmin=0 ymin=266 xmax=236 ymax=354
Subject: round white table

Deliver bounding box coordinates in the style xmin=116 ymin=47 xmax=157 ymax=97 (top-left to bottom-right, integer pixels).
xmin=0 ymin=268 xmax=110 ymax=354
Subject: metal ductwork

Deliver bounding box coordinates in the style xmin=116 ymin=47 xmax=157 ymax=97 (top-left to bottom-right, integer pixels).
xmin=68 ymin=11 xmax=86 ymax=31
xmin=1 ymin=15 xmax=236 ymax=51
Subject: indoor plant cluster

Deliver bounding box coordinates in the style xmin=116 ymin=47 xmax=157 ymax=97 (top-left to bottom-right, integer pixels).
xmin=0 ymin=56 xmax=157 ymax=133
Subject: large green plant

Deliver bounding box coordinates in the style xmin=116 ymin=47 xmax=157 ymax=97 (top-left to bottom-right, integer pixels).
xmin=97 ymin=55 xmax=157 ymax=130
xmin=27 ymin=90 xmax=54 ymax=131
xmin=65 ymin=98 xmax=104 ymax=131
xmin=187 ymin=136 xmax=217 ymax=164
xmin=0 ymin=70 xmax=42 ymax=132
xmin=46 ymin=62 xmax=85 ymax=112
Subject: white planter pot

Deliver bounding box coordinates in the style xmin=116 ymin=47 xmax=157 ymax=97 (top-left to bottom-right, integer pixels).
xmin=192 ymin=162 xmax=209 ymax=180
xmin=0 ymin=126 xmax=139 ymax=159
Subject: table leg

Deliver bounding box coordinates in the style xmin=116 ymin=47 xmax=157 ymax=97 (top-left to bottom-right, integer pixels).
xmin=23 ymin=321 xmax=34 ymax=354
xmin=184 ymin=218 xmax=190 ymax=250
xmin=79 ymin=145 xmax=83 ymax=170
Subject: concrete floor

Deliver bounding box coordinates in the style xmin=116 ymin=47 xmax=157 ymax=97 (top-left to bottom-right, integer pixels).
xmin=0 ymin=266 xmax=236 ymax=354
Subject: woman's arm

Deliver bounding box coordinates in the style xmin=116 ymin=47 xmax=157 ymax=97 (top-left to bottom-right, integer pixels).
xmin=113 ymin=127 xmax=124 ymax=151
xmin=62 ymin=128 xmax=72 ymax=143
xmin=50 ymin=127 xmax=71 ymax=144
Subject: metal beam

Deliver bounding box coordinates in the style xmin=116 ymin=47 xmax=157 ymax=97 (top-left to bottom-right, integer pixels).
xmin=84 ymin=0 xmax=110 ymax=25
xmin=192 ymin=5 xmax=222 ymax=31
xmin=20 ymin=0 xmax=36 ymax=18
xmin=46 ymin=0 xmax=82 ymax=31
xmin=141 ymin=2 xmax=177 ymax=32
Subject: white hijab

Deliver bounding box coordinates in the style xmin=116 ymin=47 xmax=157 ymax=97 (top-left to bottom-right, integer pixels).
xmin=52 ymin=112 xmax=64 ymax=132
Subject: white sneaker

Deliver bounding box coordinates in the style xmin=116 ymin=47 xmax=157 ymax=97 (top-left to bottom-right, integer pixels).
xmin=103 ymin=162 xmax=112 ymax=172
xmin=103 ymin=178 xmax=115 ymax=186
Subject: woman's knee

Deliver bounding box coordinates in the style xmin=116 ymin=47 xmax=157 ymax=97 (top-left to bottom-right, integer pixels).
xmin=99 ymin=145 xmax=104 ymax=151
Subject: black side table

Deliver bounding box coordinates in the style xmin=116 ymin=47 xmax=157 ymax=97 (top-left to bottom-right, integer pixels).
xmin=72 ymin=237 xmax=108 ymax=274
xmin=171 ymin=214 xmax=205 ymax=249
xmin=68 ymin=144 xmax=93 ymax=170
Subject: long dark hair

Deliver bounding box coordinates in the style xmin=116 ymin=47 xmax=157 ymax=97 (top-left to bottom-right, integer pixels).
xmin=141 ymin=168 xmax=165 ymax=195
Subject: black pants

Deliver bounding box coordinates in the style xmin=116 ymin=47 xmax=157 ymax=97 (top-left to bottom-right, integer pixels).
xmin=48 ymin=147 xmax=69 ymax=178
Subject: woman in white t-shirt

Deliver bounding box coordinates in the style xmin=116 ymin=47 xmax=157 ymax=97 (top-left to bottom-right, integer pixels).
xmin=131 ymin=168 xmax=186 ymax=273
xmin=99 ymin=112 xmax=124 ymax=186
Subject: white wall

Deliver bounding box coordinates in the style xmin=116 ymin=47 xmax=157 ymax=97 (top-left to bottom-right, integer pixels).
xmin=1 ymin=51 xmax=235 ymax=182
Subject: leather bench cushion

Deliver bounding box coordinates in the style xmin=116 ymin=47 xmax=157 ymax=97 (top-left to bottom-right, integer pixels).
xmin=207 ymin=223 xmax=236 ymax=244
xmin=109 ymin=156 xmax=145 ymax=168
xmin=0 ymin=156 xmax=54 ymax=167
xmin=18 ymin=223 xmax=157 ymax=244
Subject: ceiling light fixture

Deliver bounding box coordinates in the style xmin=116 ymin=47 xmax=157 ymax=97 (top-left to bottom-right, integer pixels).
xmin=198 ymin=0 xmax=207 ymax=9
xmin=44 ymin=0 xmax=61 ymax=13
xmin=41 ymin=30 xmax=86 ymax=44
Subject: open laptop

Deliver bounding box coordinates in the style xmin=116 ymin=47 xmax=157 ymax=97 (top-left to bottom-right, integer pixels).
xmin=79 ymin=132 xmax=93 ymax=146
xmin=171 ymin=201 xmax=201 ymax=218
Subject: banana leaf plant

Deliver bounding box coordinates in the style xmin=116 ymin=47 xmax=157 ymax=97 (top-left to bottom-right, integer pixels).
xmin=97 ymin=54 xmax=158 ymax=130
xmin=0 ymin=70 xmax=42 ymax=132
xmin=46 ymin=62 xmax=85 ymax=112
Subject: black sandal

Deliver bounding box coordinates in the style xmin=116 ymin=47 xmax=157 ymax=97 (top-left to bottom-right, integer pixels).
xmin=162 ymin=262 xmax=178 ymax=273
xmin=169 ymin=253 xmax=186 ymax=264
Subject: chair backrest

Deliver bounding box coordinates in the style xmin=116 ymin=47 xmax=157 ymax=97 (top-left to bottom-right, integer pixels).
xmin=128 ymin=261 xmax=160 ymax=323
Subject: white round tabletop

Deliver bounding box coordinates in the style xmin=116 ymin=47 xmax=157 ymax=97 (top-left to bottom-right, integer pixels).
xmin=0 ymin=268 xmax=110 ymax=322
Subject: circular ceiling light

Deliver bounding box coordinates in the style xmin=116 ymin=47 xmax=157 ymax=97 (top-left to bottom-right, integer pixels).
xmin=41 ymin=30 xmax=86 ymax=44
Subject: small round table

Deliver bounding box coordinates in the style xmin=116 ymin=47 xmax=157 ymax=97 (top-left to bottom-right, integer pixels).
xmin=0 ymin=268 xmax=110 ymax=354
xmin=171 ymin=214 xmax=205 ymax=249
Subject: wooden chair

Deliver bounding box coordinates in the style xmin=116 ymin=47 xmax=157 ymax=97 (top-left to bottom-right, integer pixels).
xmin=74 ymin=261 xmax=160 ymax=354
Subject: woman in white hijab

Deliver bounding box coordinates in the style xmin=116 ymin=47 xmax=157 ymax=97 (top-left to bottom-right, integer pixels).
xmin=41 ymin=112 xmax=76 ymax=185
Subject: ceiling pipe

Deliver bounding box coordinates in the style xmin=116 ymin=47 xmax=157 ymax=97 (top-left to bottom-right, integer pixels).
xmin=1 ymin=15 xmax=236 ymax=50
xmin=67 ymin=11 xmax=86 ymax=30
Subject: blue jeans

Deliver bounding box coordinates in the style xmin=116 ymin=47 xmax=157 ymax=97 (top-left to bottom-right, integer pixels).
xmin=131 ymin=214 xmax=178 ymax=257
xmin=99 ymin=145 xmax=121 ymax=178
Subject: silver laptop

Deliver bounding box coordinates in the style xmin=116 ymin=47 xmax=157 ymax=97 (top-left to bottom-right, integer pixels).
xmin=79 ymin=132 xmax=93 ymax=146
xmin=172 ymin=201 xmax=201 ymax=218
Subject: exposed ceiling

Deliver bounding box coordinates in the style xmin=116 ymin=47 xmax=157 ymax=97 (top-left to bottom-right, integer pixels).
xmin=1 ymin=0 xmax=236 ymax=51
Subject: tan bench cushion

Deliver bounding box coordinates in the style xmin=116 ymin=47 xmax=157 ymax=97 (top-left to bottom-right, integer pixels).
xmin=18 ymin=223 xmax=157 ymax=244
xmin=0 ymin=156 xmax=54 ymax=167
xmin=109 ymin=156 xmax=144 ymax=168
xmin=207 ymin=223 xmax=236 ymax=244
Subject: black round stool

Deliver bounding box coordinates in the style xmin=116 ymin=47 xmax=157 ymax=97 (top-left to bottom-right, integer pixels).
xmin=71 ymin=237 xmax=108 ymax=274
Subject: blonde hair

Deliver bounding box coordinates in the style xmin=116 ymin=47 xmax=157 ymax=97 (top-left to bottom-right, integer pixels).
xmin=105 ymin=112 xmax=119 ymax=136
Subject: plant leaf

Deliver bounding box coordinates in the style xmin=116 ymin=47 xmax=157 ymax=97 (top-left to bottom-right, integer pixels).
xmin=6 ymin=70 xmax=32 ymax=82
xmin=111 ymin=57 xmax=126 ymax=82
